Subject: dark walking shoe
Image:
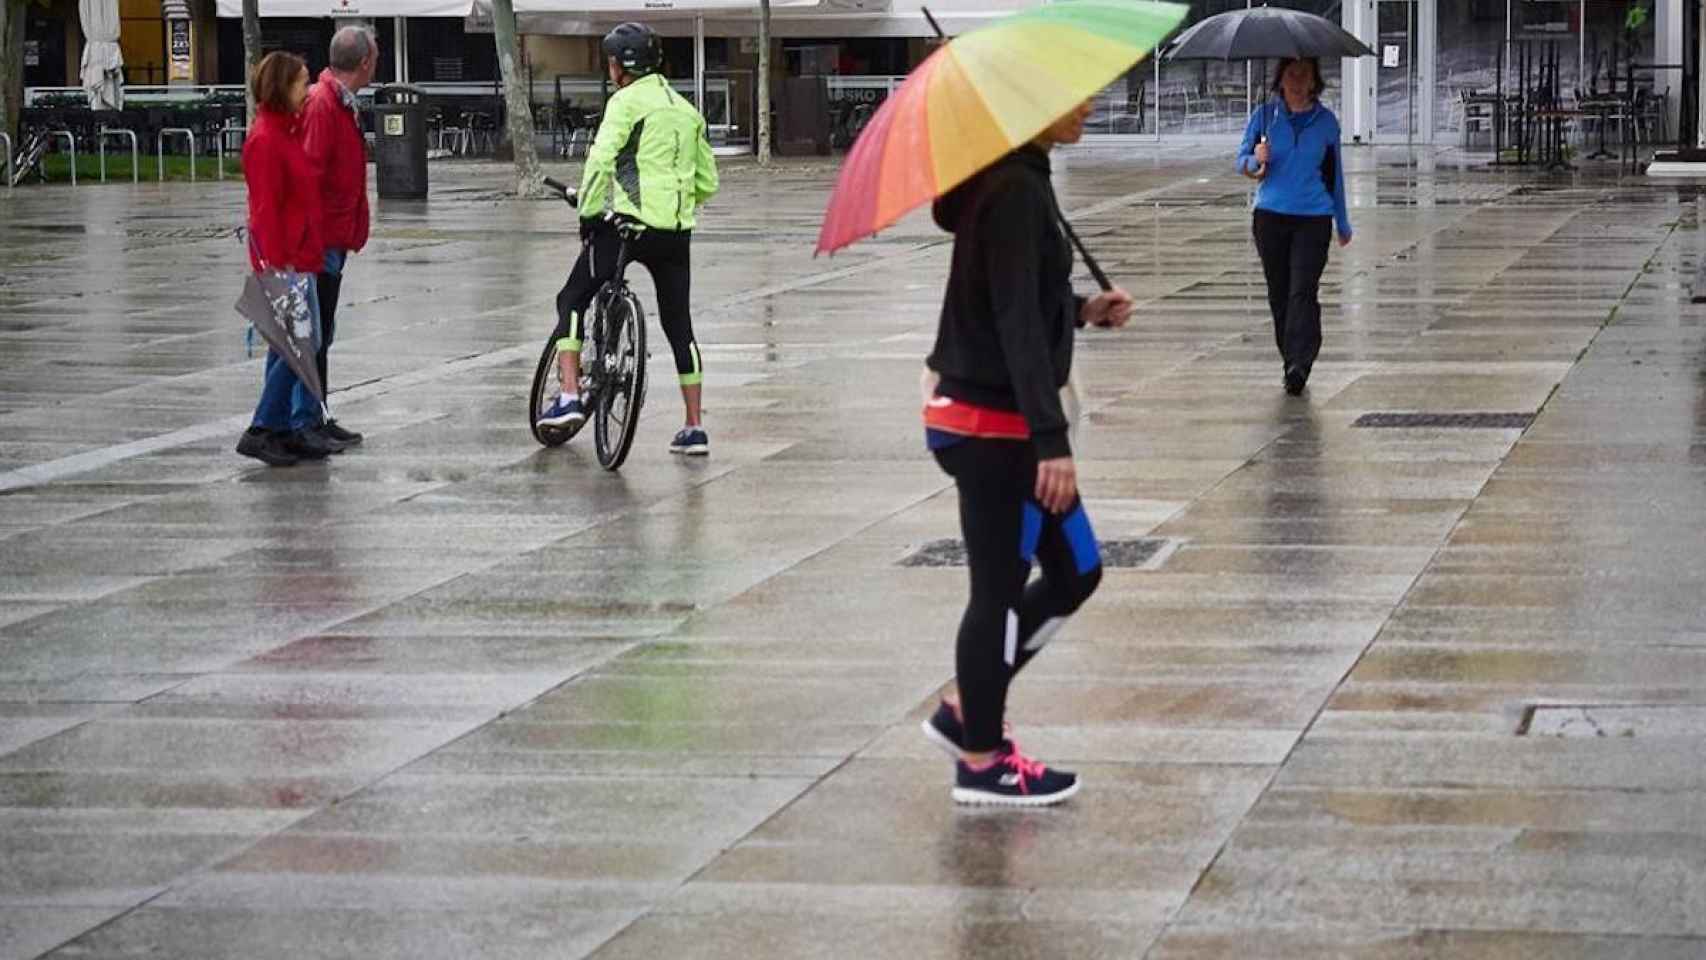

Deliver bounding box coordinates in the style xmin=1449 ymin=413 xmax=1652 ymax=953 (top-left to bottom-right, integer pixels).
xmin=922 ymin=699 xmax=1014 ymax=758
xmin=538 ymin=396 xmax=587 ymax=429
xmin=282 ymin=428 xmax=335 ymax=461
xmin=304 ymin=424 xmax=352 ymax=454
xmin=236 ymin=428 xmax=299 ymax=467
xmin=1284 ymin=366 xmax=1307 ymax=396
xmin=953 ymin=742 xmax=1080 ymax=807
xmin=322 ymin=419 xmax=363 ymax=445
xmin=669 ymin=427 xmax=709 ymax=456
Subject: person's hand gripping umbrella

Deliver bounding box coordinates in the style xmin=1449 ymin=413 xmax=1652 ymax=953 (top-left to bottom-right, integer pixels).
xmin=815 ymin=0 xmax=1189 ymax=294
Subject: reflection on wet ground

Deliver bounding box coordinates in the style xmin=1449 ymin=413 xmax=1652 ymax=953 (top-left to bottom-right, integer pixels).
xmin=3 ymin=147 xmax=1705 ymax=957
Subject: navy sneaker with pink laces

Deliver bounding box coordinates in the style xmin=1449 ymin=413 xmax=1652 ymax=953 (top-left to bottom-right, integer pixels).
xmin=953 ymin=742 xmax=1079 ymax=807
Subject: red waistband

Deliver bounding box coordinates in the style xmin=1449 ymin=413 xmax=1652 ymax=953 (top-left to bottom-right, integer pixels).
xmin=923 ymin=396 xmax=1030 ymax=440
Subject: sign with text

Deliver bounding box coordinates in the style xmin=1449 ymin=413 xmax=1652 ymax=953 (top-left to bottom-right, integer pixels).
xmin=169 ymin=19 xmax=193 ymax=81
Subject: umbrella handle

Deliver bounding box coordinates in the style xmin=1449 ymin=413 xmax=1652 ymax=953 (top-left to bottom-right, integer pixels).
xmin=1058 ymin=215 xmax=1113 ymax=293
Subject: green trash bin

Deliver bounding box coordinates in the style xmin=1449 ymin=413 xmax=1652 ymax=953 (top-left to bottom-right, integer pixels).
xmin=374 ymin=84 xmax=427 ymax=200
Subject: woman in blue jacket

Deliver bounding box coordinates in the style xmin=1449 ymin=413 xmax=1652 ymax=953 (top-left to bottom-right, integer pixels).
xmin=1237 ymin=57 xmax=1353 ymax=396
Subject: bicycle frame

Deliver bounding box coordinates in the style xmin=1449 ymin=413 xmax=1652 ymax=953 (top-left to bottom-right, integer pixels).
xmin=584 ymin=227 xmax=641 ymax=394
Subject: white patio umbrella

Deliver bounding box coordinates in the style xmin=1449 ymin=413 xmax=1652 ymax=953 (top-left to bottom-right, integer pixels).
xmin=79 ymin=0 xmax=125 ymax=111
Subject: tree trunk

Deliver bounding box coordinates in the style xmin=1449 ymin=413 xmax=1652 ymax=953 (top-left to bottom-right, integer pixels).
xmin=1 ymin=0 xmax=26 ymax=144
xmin=242 ymin=0 xmax=262 ymax=124
xmin=756 ymin=0 xmax=770 ymax=165
xmin=491 ymin=0 xmax=545 ymax=198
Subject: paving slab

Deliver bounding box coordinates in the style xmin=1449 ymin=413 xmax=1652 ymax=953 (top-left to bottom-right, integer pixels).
xmin=5 ymin=149 xmax=1706 ymax=958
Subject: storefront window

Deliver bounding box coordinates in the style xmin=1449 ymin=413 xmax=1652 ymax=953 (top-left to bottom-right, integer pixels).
xmin=1087 ymin=0 xmax=1345 ymax=138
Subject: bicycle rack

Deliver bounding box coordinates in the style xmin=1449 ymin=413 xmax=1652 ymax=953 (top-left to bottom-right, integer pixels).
xmin=216 ymin=124 xmax=246 ymax=180
xmin=98 ymin=128 xmax=139 ymax=184
xmin=158 ymin=127 xmax=197 ymax=182
xmin=0 ymin=133 xmax=11 ymax=189
xmin=50 ymin=130 xmax=76 ymax=186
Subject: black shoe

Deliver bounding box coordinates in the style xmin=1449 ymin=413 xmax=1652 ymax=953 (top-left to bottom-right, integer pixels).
xmin=922 ymin=701 xmax=966 ymax=758
xmin=304 ymin=424 xmax=352 ymax=455
xmin=953 ymin=742 xmax=1080 ymax=807
xmin=922 ymin=700 xmax=1014 ymax=758
xmin=236 ymin=428 xmax=299 ymax=467
xmin=282 ymin=428 xmax=335 ymax=460
xmin=322 ymin=419 xmax=363 ymax=445
xmin=1284 ymin=366 xmax=1307 ymax=396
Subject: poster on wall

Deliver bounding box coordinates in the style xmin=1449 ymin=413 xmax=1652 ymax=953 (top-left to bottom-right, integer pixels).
xmin=169 ymin=19 xmax=193 ymax=81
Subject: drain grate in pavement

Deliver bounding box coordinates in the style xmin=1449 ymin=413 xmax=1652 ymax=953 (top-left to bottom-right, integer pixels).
xmin=1516 ymin=705 xmax=1706 ymax=738
xmin=900 ymin=537 xmax=1174 ymax=569
xmin=1353 ymin=412 xmax=1535 ymax=430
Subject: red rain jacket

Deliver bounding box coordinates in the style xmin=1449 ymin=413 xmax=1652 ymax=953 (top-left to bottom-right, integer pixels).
xmin=302 ymin=70 xmax=371 ymax=254
xmin=243 ymin=107 xmax=323 ymax=274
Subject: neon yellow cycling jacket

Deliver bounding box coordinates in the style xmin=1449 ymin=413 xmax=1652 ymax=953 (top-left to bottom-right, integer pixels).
xmin=579 ymin=74 xmax=720 ymax=232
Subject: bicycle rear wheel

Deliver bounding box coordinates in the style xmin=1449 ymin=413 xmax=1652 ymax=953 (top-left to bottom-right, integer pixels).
xmin=593 ymin=287 xmax=648 ymax=471
xmin=527 ymin=335 xmax=582 ymax=447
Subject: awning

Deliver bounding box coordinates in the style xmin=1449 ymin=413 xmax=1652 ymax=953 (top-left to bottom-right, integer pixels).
xmin=214 ymin=0 xmax=473 ymax=17
xmin=465 ymin=0 xmax=1024 ymax=36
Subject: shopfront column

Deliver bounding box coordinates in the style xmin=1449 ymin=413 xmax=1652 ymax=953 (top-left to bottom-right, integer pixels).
xmin=1659 ymin=0 xmax=1684 ymax=133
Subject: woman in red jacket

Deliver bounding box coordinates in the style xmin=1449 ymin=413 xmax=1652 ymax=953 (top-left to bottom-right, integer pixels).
xmin=236 ymin=51 xmax=333 ymax=467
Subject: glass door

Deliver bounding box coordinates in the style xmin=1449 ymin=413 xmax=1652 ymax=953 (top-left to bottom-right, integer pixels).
xmin=1373 ymin=0 xmax=1436 ymax=142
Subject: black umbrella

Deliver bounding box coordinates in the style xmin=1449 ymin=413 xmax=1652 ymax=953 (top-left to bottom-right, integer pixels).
xmin=1163 ymin=6 xmax=1375 ymax=159
xmin=1163 ymin=5 xmax=1376 ymax=62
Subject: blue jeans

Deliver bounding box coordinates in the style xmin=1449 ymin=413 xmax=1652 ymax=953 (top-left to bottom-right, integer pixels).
xmin=251 ymin=274 xmax=322 ymax=432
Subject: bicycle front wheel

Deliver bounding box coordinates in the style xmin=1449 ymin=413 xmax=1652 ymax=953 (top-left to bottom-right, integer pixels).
xmin=593 ymin=288 xmax=648 ymax=471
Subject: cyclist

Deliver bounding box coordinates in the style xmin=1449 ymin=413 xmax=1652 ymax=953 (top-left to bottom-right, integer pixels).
xmin=536 ymin=21 xmax=720 ymax=456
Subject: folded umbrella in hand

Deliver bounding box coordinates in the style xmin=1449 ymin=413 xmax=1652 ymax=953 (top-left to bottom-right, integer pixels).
xmin=235 ymin=269 xmax=324 ymax=404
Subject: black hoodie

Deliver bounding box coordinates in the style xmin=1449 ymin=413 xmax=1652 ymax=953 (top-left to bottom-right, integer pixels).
xmin=926 ymin=146 xmax=1084 ymax=460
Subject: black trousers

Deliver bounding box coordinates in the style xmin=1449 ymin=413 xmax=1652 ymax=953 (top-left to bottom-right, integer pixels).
xmin=934 ymin=438 xmax=1103 ymax=752
xmin=553 ymin=222 xmax=701 ymax=384
xmin=314 ymin=265 xmax=343 ymax=412
xmin=1252 ymin=210 xmax=1333 ymax=377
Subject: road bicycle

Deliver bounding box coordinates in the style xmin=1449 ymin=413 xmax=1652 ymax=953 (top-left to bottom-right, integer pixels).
xmin=528 ymin=176 xmax=649 ymax=471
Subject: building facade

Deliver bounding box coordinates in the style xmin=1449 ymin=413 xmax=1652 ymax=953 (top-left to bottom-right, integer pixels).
xmin=22 ymin=0 xmax=1670 ymax=148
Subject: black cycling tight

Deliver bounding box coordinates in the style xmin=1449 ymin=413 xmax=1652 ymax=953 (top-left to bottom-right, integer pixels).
xmin=553 ymin=222 xmax=702 ymax=385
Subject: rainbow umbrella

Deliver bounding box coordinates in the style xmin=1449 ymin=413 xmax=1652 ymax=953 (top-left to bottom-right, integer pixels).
xmin=815 ymin=0 xmax=1188 ymax=259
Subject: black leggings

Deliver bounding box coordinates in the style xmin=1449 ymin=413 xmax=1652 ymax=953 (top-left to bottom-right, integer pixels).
xmin=553 ymin=222 xmax=702 ymax=385
xmin=934 ymin=438 xmax=1104 ymax=752
xmin=1252 ymin=209 xmax=1333 ymax=377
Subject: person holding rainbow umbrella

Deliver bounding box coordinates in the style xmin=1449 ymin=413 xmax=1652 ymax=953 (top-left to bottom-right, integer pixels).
xmin=818 ymin=0 xmax=1188 ymax=807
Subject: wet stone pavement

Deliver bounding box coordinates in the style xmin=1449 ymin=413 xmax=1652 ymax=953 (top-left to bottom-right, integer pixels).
xmin=2 ymin=147 xmax=1706 ymax=958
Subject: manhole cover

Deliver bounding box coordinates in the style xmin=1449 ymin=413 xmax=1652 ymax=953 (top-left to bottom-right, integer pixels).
xmin=1517 ymin=705 xmax=1706 ymax=738
xmin=1353 ymin=412 xmax=1535 ymax=430
xmin=900 ymin=537 xmax=1174 ymax=569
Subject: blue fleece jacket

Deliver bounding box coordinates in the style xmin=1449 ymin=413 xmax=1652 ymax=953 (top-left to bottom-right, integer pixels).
xmin=1236 ymin=98 xmax=1352 ymax=239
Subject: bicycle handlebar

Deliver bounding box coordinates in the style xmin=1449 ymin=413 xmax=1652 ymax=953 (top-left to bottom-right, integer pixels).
xmin=542 ymin=177 xmax=578 ymax=207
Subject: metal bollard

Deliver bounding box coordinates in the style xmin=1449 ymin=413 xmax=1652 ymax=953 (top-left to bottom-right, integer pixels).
xmin=158 ymin=127 xmax=197 ymax=182
xmin=216 ymin=124 xmax=246 ymax=180
xmin=98 ymin=128 xmax=139 ymax=184
xmin=1 ymin=133 xmax=11 ymax=189
xmin=50 ymin=131 xmax=76 ymax=186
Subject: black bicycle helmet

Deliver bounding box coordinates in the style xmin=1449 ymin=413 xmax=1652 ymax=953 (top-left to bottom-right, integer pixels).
xmin=602 ymin=22 xmax=662 ymax=76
